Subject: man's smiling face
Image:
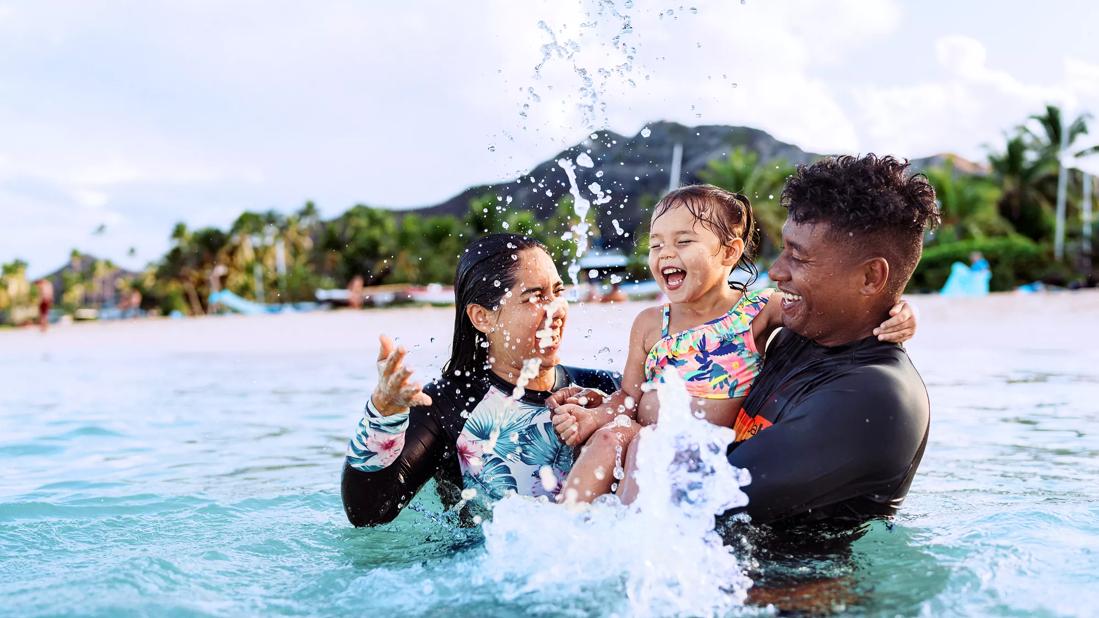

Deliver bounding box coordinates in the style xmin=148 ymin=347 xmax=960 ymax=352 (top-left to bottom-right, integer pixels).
xmin=767 ymin=218 xmax=868 ymax=345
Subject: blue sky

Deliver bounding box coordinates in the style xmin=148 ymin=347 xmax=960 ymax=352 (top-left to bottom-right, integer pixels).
xmin=2 ymin=0 xmax=1097 ymax=276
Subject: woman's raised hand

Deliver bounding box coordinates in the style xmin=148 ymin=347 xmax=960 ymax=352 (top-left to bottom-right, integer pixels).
xmin=371 ymin=334 xmax=432 ymax=416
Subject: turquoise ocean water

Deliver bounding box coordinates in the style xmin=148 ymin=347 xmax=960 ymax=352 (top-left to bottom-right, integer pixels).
xmin=1 ymin=296 xmax=1097 ymax=616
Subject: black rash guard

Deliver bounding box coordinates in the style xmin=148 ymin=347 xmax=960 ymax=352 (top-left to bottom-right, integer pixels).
xmin=341 ymin=365 xmax=619 ymax=527
xmin=725 ymin=329 xmax=930 ymax=526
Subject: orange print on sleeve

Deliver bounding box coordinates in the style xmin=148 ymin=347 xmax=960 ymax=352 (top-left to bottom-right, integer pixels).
xmin=733 ymin=408 xmax=773 ymax=442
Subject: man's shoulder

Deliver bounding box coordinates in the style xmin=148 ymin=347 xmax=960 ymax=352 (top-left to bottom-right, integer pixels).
xmin=561 ymin=365 xmax=622 ymax=393
xmin=814 ymin=345 xmax=929 ymax=422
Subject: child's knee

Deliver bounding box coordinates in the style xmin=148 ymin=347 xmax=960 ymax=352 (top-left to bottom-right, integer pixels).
xmin=590 ymin=423 xmax=634 ymax=449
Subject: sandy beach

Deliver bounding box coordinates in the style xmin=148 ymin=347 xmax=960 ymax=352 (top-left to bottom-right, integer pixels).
xmin=4 ymin=290 xmax=1097 ymax=364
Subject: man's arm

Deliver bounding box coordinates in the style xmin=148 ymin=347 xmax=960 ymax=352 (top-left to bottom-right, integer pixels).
xmin=726 ymin=367 xmax=928 ymax=524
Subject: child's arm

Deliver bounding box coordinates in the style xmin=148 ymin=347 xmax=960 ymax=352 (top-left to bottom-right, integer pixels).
xmin=873 ymin=299 xmax=918 ymax=343
xmin=551 ymin=307 xmax=660 ymax=446
xmin=751 ymin=290 xmax=919 ymax=352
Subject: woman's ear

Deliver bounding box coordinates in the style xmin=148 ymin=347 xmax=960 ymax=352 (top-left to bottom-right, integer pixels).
xmin=466 ymin=303 xmax=494 ymax=334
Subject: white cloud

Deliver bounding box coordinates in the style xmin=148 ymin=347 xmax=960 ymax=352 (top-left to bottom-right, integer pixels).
xmin=851 ymin=35 xmax=1098 ymax=159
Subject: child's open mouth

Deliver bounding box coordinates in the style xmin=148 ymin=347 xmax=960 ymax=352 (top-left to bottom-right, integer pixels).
xmin=661 ymin=266 xmax=687 ymax=291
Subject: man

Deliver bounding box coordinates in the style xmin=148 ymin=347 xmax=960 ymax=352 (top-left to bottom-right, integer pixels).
xmin=726 ymin=153 xmax=940 ymax=527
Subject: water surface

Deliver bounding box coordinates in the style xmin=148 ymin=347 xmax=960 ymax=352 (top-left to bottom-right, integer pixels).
xmin=2 ymin=294 xmax=1097 ymax=616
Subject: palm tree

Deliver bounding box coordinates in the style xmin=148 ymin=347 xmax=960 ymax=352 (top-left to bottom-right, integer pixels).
xmin=925 ymin=159 xmax=1012 ymax=242
xmin=1025 ymin=105 xmax=1093 ymax=160
xmin=697 ymin=147 xmax=793 ymax=256
xmin=987 ymin=134 xmax=1058 ymax=242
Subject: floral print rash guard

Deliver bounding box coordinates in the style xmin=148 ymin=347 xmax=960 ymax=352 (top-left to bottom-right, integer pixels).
xmin=341 ymin=365 xmax=619 ymax=526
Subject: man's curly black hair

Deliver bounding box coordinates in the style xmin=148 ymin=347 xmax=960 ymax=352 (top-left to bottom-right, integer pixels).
xmin=780 ymin=154 xmax=941 ymax=298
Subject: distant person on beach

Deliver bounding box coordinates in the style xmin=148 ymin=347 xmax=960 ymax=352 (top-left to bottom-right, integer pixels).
xmin=969 ymin=250 xmax=989 ymax=271
xmin=548 ymin=184 xmax=918 ymax=505
xmin=35 ymin=279 xmax=54 ymax=332
xmin=347 ymin=275 xmax=365 ymax=309
xmin=599 ymin=282 xmax=627 ymax=303
xmin=340 ymin=234 xmax=619 ymax=526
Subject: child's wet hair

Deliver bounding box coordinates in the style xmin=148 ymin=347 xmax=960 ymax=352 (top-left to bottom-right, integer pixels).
xmin=652 ymin=184 xmax=759 ymax=291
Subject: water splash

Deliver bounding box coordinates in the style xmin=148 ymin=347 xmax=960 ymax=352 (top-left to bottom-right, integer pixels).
xmin=479 ymin=370 xmax=753 ymax=616
xmin=556 ymin=157 xmax=593 ymax=286
xmin=509 ymin=358 xmax=544 ymax=401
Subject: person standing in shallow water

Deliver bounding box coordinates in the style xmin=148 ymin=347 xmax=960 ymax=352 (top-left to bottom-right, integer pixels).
xmin=35 ymin=279 xmax=54 ymax=333
xmin=340 ymin=234 xmax=618 ymax=526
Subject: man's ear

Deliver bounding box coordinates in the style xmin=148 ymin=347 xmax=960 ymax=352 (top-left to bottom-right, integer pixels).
xmin=860 ymin=257 xmax=890 ymax=296
xmin=466 ymin=303 xmax=494 ymax=334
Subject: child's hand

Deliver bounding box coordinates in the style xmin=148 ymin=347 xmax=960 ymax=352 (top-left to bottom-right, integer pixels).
xmin=874 ymin=299 xmax=918 ymax=343
xmin=552 ymin=404 xmax=605 ymax=447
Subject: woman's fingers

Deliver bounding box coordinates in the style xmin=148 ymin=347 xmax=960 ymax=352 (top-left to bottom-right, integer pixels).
xmin=392 ymin=366 xmax=413 ymax=388
xmin=546 ymin=386 xmax=584 ymax=409
xmin=381 ymin=345 xmax=407 ymax=379
xmin=377 ymin=334 xmax=396 ymax=362
xmin=394 ymin=382 xmax=431 ymax=407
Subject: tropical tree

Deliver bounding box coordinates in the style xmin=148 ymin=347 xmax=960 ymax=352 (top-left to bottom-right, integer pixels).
xmin=697 ymin=147 xmax=793 ymax=256
xmin=543 ymin=196 xmax=598 ymax=271
xmin=465 ymin=194 xmax=508 ymax=237
xmin=1025 ymin=105 xmax=1093 ymax=160
xmin=318 ymin=205 xmax=399 ymax=286
xmin=0 ymin=260 xmax=31 ymax=320
xmin=925 ymin=159 xmax=1013 ymax=242
xmin=987 ymin=134 xmax=1058 ymax=242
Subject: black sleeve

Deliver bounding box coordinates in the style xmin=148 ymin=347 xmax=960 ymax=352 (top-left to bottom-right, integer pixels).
xmin=725 ymin=367 xmax=928 ymax=524
xmin=561 ymin=366 xmax=622 ymax=393
xmin=340 ymin=390 xmax=450 ymax=527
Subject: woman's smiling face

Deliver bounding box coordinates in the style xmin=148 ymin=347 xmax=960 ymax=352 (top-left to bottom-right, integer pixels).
xmin=484 ymin=247 xmax=568 ymax=374
xmin=647 ymin=204 xmax=738 ymax=303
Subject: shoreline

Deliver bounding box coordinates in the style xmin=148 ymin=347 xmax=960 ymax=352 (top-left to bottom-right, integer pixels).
xmin=3 ymin=289 xmax=1097 ymax=359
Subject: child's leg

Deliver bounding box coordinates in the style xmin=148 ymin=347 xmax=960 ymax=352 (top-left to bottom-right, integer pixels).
xmin=615 ymin=430 xmax=645 ymax=505
xmin=558 ymin=418 xmax=641 ymax=504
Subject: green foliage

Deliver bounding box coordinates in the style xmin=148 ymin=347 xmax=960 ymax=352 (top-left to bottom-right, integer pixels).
xmin=925 ymin=160 xmax=1012 ymax=242
xmin=320 ymin=204 xmax=399 ymax=285
xmin=543 ymin=196 xmax=598 ymax=270
xmin=625 ymin=193 xmax=657 ymax=281
xmin=465 ymin=194 xmax=507 ymax=236
xmin=988 ymin=134 xmax=1057 ymax=242
xmin=0 ymin=259 xmax=31 ymax=318
xmin=697 ymin=147 xmax=793 ymax=256
xmin=910 ymin=236 xmax=1051 ymax=292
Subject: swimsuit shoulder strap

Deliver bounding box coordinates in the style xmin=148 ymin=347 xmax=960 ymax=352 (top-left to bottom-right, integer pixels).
xmin=660 ymin=304 xmax=671 ymax=338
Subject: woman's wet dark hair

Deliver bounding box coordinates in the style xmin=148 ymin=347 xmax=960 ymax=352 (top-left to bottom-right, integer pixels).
xmin=652 ymin=184 xmax=759 ymax=292
xmin=444 ymin=233 xmax=548 ymax=378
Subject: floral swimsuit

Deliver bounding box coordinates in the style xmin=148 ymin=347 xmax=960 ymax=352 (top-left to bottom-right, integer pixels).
xmin=342 ymin=365 xmax=619 ymax=525
xmin=643 ymin=288 xmax=774 ymax=400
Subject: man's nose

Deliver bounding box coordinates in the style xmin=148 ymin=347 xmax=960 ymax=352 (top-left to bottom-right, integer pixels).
xmin=768 ymin=254 xmax=790 ymax=282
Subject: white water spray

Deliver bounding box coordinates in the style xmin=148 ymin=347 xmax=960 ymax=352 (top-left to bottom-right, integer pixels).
xmin=557 ymin=157 xmax=594 ymax=287
xmin=479 ymin=370 xmax=753 ymax=617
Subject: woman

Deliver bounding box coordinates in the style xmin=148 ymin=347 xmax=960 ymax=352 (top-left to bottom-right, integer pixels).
xmin=341 ymin=234 xmax=619 ymax=526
